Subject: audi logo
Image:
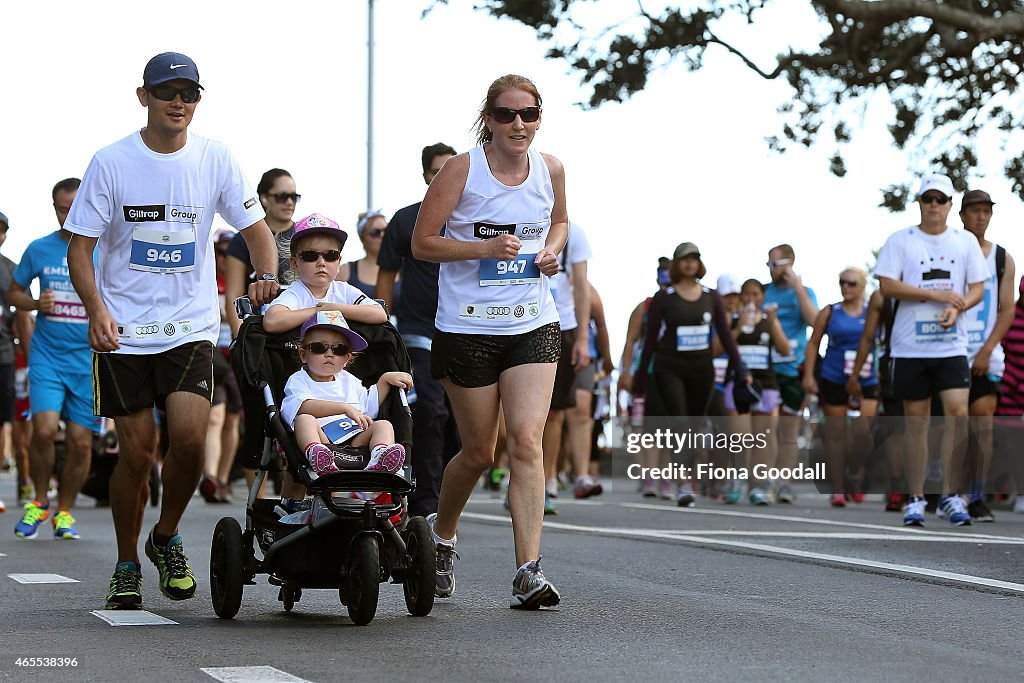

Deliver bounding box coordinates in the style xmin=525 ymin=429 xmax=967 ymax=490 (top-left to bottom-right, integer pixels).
xmin=135 ymin=325 xmax=159 ymax=335
xmin=487 ymin=306 xmax=511 ymax=316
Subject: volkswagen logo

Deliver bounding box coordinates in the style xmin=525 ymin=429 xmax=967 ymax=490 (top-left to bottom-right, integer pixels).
xmin=164 ymin=324 xmax=176 ymax=336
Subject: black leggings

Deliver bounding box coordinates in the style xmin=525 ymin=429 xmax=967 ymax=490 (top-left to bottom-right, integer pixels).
xmin=647 ymin=369 xmax=715 ymax=417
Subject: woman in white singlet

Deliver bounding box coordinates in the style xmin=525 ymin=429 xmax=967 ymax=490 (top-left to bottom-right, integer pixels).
xmin=412 ymin=74 xmax=566 ymax=610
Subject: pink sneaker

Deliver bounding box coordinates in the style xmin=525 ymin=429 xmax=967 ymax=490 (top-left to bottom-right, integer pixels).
xmin=366 ymin=444 xmax=406 ymax=473
xmin=307 ymin=444 xmax=339 ymax=475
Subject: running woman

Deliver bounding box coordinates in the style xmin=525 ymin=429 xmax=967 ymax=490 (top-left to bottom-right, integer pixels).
xmin=65 ymin=52 xmax=280 ymax=609
xmin=803 ymin=267 xmax=879 ymax=506
xmin=412 ymin=74 xmax=565 ymax=609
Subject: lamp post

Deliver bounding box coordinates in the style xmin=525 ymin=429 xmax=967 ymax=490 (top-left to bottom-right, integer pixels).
xmin=367 ymin=0 xmax=375 ymax=209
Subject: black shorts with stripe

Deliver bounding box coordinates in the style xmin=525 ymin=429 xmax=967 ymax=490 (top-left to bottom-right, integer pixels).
xmin=93 ymin=341 xmax=215 ymax=417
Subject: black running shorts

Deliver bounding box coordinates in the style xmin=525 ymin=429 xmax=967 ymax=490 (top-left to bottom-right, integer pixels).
xmin=550 ymin=328 xmax=578 ymax=410
xmin=431 ymin=322 xmax=560 ymax=388
xmin=93 ymin=341 xmax=215 ymax=417
xmin=891 ymin=356 xmax=971 ymax=403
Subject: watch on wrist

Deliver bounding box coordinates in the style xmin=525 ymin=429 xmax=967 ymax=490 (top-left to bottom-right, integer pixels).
xmin=258 ymin=273 xmax=278 ymax=283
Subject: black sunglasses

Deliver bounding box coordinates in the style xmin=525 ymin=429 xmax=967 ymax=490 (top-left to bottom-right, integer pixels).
xmin=297 ymin=249 xmax=341 ymax=263
xmin=490 ymin=106 xmax=541 ymax=124
xmin=839 ymin=279 xmax=859 ymax=287
xmin=269 ymin=192 xmax=301 ymax=204
xmin=148 ymin=84 xmax=201 ymax=104
xmin=920 ymin=194 xmax=951 ymax=205
xmin=303 ymin=342 xmax=349 ymax=355
xmin=366 ymin=228 xmax=385 ymax=238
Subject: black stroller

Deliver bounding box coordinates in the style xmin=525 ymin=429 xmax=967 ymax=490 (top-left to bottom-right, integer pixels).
xmin=211 ymin=302 xmax=435 ymax=625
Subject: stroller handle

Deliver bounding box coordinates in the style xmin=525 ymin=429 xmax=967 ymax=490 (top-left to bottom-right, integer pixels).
xmin=234 ymin=296 xmax=256 ymax=321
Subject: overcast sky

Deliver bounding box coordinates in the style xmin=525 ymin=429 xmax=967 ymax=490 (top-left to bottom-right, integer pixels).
xmin=4 ymin=1 xmax=1023 ymax=361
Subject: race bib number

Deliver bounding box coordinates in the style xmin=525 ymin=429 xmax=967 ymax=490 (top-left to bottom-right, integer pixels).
xmin=479 ymin=254 xmax=541 ymax=286
xmin=843 ymin=350 xmax=873 ymax=379
xmin=914 ymin=310 xmax=957 ymax=345
xmin=771 ymin=338 xmax=798 ymax=364
xmin=320 ymin=416 xmax=364 ymax=445
xmin=49 ymin=290 xmax=88 ymax=324
xmin=966 ymin=318 xmax=986 ymax=345
xmin=129 ymin=226 xmax=196 ymax=273
xmin=676 ymin=324 xmax=710 ymax=352
xmin=713 ymin=357 xmax=729 ymax=384
xmin=740 ymin=344 xmax=770 ymax=370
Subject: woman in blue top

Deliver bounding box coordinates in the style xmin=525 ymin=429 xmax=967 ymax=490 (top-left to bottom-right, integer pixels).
xmin=803 ymin=267 xmax=878 ymax=506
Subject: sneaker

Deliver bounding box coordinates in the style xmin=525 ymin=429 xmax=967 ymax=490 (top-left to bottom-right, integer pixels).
xmin=777 ymin=484 xmax=796 ymax=504
xmin=306 ymin=443 xmax=339 ymax=475
xmin=1015 ymin=495 xmax=1024 ymax=514
xmin=830 ymin=493 xmax=846 ymax=507
xmin=749 ymin=487 xmax=770 ymax=506
xmin=544 ymin=492 xmax=558 ymax=516
xmin=546 ymin=478 xmax=559 ymax=499
xmin=902 ymin=497 xmax=926 ymax=527
xmin=105 ymin=561 xmax=143 ymax=610
xmin=17 ymin=482 xmax=33 ymax=508
xmin=967 ymin=498 xmax=994 ymax=523
xmin=52 ymin=511 xmax=80 ymax=539
xmin=510 ymin=556 xmax=561 ymax=610
xmin=366 ymin=444 xmax=406 ymax=473
xmin=885 ymin=493 xmax=905 ymax=512
xmin=426 ymin=513 xmax=458 ymax=598
xmin=676 ymin=482 xmax=696 ymax=508
xmin=724 ymin=480 xmax=742 ymax=505
xmin=144 ymin=527 xmax=197 ymax=600
xmin=14 ymin=501 xmax=50 ymax=539
xmin=198 ymin=474 xmax=219 ymax=503
xmin=936 ymin=496 xmax=972 ymax=526
xmin=659 ymin=480 xmax=673 ymax=500
xmin=573 ymin=476 xmax=603 ymax=499
xmin=488 ymin=467 xmax=507 ymax=492
xmin=0 ymin=498 xmax=5 ymax=513
xmin=641 ymin=478 xmax=657 ymax=498
xmin=215 ymin=482 xmax=233 ymax=504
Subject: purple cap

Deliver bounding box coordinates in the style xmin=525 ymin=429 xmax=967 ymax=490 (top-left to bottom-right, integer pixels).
xmin=299 ymin=311 xmax=368 ymax=352
xmin=143 ymin=52 xmax=203 ymax=88
xmin=292 ymin=213 xmax=348 ymax=249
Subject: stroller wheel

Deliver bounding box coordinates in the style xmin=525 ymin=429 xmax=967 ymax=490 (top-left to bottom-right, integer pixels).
xmin=343 ymin=534 xmax=380 ymax=626
xmin=210 ymin=517 xmax=245 ymax=619
xmin=402 ymin=517 xmax=436 ymax=617
xmin=280 ymin=582 xmax=301 ymax=612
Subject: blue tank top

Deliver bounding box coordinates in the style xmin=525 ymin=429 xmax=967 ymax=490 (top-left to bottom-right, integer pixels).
xmin=821 ymin=302 xmax=878 ymax=385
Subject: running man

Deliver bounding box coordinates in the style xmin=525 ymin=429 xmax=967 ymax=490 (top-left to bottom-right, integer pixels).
xmin=65 ymin=52 xmax=280 ymax=608
xmin=9 ymin=178 xmax=102 ymax=540
xmin=875 ymin=173 xmax=987 ymax=527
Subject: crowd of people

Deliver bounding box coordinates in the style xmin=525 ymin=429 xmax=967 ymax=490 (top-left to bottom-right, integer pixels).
xmin=0 ymin=51 xmax=1021 ymax=616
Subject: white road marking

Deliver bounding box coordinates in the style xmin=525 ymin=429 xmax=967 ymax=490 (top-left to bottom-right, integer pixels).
xmin=201 ymin=666 xmax=313 ymax=683
xmin=620 ymin=502 xmax=1017 ymax=541
xmin=90 ymin=610 xmax=178 ymax=626
xmin=8 ymin=573 xmax=78 ymax=583
xmin=460 ymin=511 xmax=1024 ymax=593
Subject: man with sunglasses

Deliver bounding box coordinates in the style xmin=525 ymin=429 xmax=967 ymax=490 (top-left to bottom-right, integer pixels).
xmin=763 ymin=244 xmax=819 ymax=504
xmin=875 ymin=174 xmax=988 ymax=527
xmin=65 ymin=52 xmax=281 ymax=609
xmin=376 ymin=142 xmax=461 ymax=517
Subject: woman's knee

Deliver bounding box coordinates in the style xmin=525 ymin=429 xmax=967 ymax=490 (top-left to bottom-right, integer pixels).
xmin=506 ymin=428 xmax=543 ymax=463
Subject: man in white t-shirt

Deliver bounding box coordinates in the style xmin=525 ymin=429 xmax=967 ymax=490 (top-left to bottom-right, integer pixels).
xmin=65 ymin=52 xmax=281 ymax=610
xmin=875 ymin=173 xmax=988 ymax=528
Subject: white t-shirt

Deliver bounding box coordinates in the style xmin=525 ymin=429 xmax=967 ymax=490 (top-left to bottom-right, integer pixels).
xmin=280 ymin=366 xmax=380 ymax=429
xmin=966 ymin=243 xmax=1006 ymax=377
xmin=875 ymin=225 xmax=989 ymax=359
xmin=551 ymin=222 xmax=593 ymax=331
xmin=268 ymin=279 xmax=383 ymax=314
xmin=64 ymin=131 xmax=265 ymax=354
xmin=435 ymin=145 xmax=559 ymax=335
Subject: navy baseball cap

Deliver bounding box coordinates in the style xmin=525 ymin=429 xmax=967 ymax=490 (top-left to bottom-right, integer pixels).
xmin=143 ymin=52 xmax=203 ymax=89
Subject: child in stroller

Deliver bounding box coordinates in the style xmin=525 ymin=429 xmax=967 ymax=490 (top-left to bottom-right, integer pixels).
xmin=282 ymin=311 xmax=410 ymax=476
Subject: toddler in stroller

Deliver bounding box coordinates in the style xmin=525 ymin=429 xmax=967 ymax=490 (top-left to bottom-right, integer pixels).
xmin=214 ymin=298 xmax=435 ymax=625
xmin=282 ymin=311 xmax=410 ymax=476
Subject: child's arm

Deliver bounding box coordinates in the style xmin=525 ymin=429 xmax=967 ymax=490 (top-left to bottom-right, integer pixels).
xmin=375 ymin=371 xmax=414 ymax=403
xmin=264 ymin=304 xmax=319 ymax=333
xmin=298 ymin=398 xmax=371 ymax=429
xmin=316 ymin=300 xmax=387 ymax=324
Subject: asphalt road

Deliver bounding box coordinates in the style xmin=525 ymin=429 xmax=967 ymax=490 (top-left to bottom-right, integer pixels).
xmin=1 ymin=476 xmax=1022 ymax=682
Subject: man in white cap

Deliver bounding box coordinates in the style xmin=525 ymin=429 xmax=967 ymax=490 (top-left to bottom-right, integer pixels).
xmin=875 ymin=173 xmax=988 ymax=527
xmin=65 ymin=51 xmax=280 ymax=609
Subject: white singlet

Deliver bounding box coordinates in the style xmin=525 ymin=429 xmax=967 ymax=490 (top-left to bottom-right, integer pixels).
xmin=434 ymin=145 xmax=559 ymax=335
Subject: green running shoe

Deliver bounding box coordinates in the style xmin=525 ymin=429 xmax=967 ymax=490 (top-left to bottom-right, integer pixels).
xmin=144 ymin=527 xmax=196 ymax=600
xmin=52 ymin=511 xmax=80 ymax=540
xmin=105 ymin=561 xmax=143 ymax=610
